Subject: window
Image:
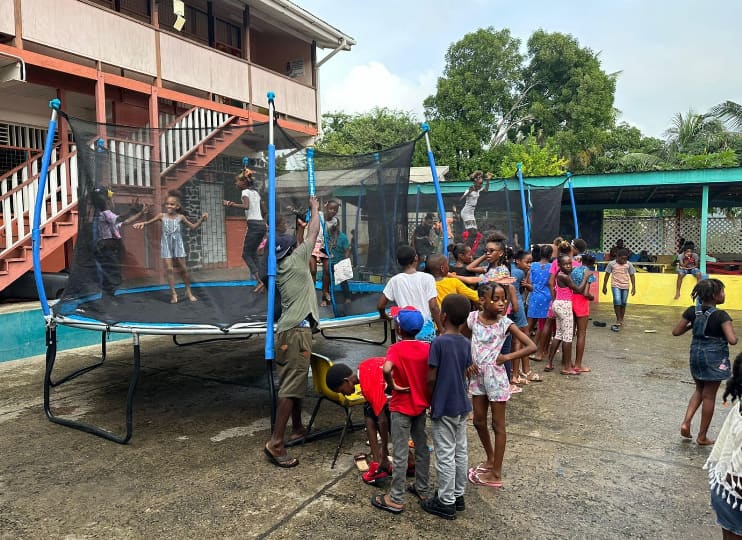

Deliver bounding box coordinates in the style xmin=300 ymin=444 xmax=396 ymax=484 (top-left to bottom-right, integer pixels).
xmin=214 ymin=18 xmax=241 ymax=57
xmin=182 ymin=5 xmax=209 ymax=45
xmin=119 ymin=0 xmax=151 ymax=22
xmin=87 ymin=0 xmax=151 ymax=24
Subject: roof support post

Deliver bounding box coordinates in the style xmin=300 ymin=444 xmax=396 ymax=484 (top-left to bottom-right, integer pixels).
xmin=700 ymin=184 xmax=709 ymax=275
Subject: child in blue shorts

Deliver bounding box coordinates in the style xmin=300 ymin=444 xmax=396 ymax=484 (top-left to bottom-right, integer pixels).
xmin=601 ymin=248 xmax=636 ymax=332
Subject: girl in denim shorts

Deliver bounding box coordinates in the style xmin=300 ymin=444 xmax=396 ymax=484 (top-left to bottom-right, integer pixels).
xmin=673 ymin=279 xmax=738 ymax=446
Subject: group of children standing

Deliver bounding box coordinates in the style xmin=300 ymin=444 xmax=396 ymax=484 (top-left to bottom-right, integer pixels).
xmin=324 ymin=239 xmax=540 ymax=519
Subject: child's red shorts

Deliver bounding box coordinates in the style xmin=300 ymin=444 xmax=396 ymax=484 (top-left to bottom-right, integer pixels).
xmin=572 ymin=294 xmax=590 ymax=318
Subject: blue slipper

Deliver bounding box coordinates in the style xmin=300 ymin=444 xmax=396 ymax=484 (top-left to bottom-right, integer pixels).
xmin=610 ymin=324 xmax=620 ymax=332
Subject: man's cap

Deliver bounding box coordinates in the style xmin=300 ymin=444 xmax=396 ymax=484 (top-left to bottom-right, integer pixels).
xmin=394 ymin=306 xmax=424 ymax=335
xmin=275 ymin=233 xmax=296 ymax=260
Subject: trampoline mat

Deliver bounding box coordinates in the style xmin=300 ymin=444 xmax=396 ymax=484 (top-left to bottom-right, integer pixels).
xmin=53 ymin=283 xmax=383 ymax=329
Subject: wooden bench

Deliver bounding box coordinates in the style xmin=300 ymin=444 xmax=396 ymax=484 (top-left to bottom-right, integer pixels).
xmin=634 ymin=261 xmax=672 ymax=273
xmin=597 ymin=255 xmax=675 ymax=273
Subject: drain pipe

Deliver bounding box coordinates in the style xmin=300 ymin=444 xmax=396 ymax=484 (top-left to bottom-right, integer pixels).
xmin=314 ymin=38 xmax=348 ymax=136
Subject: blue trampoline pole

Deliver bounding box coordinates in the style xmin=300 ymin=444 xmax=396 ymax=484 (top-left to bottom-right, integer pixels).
xmin=422 ymin=123 xmax=448 ymax=254
xmin=32 ymin=99 xmax=61 ymax=318
xmin=567 ymin=171 xmax=579 ymax=239
xmin=265 ymin=92 xmax=278 ymax=428
xmin=354 ymin=186 xmax=363 ymax=268
xmin=516 ymin=163 xmax=530 ymax=249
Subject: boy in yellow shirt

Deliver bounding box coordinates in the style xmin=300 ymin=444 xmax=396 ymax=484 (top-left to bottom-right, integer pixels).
xmin=427 ymin=254 xmax=479 ymax=309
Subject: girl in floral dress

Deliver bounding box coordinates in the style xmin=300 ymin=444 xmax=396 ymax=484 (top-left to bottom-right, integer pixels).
xmin=463 ymin=282 xmax=536 ymax=488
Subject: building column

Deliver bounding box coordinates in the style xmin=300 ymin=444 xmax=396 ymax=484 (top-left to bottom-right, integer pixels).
xmin=56 ymin=88 xmax=71 ymax=194
xmin=95 ymin=66 xmax=106 ymax=130
xmin=13 ymin=0 xmax=23 ymax=48
xmin=151 ymin=0 xmax=162 ymax=87
xmin=700 ymin=184 xmax=709 ymax=275
xmin=148 ymin=87 xmax=161 ymax=273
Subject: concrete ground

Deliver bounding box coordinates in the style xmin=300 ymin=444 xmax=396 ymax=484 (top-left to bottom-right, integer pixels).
xmin=0 ymin=303 xmax=739 ymax=539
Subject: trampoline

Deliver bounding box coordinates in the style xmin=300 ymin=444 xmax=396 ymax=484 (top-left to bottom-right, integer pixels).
xmin=53 ymin=280 xmax=385 ymax=334
xmin=36 ymin=96 xmax=422 ymax=443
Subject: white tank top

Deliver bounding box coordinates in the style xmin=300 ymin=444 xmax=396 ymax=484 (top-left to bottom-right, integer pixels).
xmin=241 ymin=188 xmax=262 ymax=221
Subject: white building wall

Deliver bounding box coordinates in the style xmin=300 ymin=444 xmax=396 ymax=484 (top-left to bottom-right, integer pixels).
xmin=0 ymin=0 xmax=14 ymax=36
xmin=21 ymin=0 xmax=157 ymax=76
xmin=251 ymin=64 xmax=316 ymax=123
xmin=159 ymin=34 xmax=250 ymax=103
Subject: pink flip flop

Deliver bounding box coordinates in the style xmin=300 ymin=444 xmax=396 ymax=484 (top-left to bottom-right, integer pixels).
xmin=470 ymin=471 xmax=503 ymax=488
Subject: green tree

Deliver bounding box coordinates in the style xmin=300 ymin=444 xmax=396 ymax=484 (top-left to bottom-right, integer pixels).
xmin=587 ymin=123 xmax=665 ymax=172
xmin=423 ymin=28 xmax=525 ymax=146
xmin=423 ymin=28 xmax=617 ymax=175
xmin=662 ymin=110 xmax=739 ymax=168
xmin=711 ymin=100 xmax=742 ymax=132
xmin=316 ymin=107 xmax=420 ymax=154
xmin=664 ymin=110 xmax=717 ymax=155
xmin=674 ymin=149 xmax=738 ymax=169
xmin=523 ymin=30 xmax=617 ymax=145
xmin=417 ymin=119 xmax=482 ymax=179
xmin=495 ymin=136 xmax=568 ymax=177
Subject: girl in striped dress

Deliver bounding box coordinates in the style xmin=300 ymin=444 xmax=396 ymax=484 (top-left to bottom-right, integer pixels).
xmin=134 ymin=192 xmax=207 ymax=303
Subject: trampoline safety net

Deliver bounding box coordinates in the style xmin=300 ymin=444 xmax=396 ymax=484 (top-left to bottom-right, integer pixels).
xmin=53 ymin=114 xmax=418 ymax=330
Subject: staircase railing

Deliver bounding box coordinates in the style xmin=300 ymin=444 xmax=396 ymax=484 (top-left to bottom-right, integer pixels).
xmin=1 ymin=107 xmax=236 ymax=258
xmin=0 ymin=145 xmax=78 ymax=257
xmin=94 ymin=107 xmax=234 ymax=188
xmin=105 ymin=134 xmax=153 ymax=188
xmin=159 ymin=107 xmax=232 ymax=170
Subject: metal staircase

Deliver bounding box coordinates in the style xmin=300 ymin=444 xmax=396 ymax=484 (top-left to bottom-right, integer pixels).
xmin=0 ymin=107 xmax=246 ymax=294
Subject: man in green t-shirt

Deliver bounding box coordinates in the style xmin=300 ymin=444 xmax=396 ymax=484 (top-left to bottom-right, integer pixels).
xmin=264 ymin=197 xmax=320 ymax=468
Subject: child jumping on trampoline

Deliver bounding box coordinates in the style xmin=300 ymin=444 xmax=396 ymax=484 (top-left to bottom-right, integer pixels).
xmin=91 ymin=186 xmax=149 ymax=303
xmin=133 ymin=191 xmax=208 ymax=304
xmin=456 ymin=171 xmax=491 ymax=247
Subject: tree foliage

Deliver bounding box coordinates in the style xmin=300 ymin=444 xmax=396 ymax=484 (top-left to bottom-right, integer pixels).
xmin=711 ymin=100 xmax=742 ymax=132
xmin=423 ymin=28 xmax=524 ymax=146
xmin=316 ymin=29 xmax=742 ymax=185
xmin=423 ymin=27 xmax=617 ymax=175
xmin=495 ymin=136 xmax=567 ymax=177
xmin=523 ymin=31 xmax=617 ymax=142
xmin=316 ymin=107 xmax=420 ymax=155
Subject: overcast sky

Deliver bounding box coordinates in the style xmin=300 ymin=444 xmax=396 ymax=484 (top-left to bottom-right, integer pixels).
xmin=300 ymin=0 xmax=742 ymax=139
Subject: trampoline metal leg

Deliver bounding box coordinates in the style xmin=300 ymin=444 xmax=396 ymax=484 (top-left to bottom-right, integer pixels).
xmin=172 ymin=334 xmax=252 ymax=347
xmin=48 ymin=330 xmax=108 ymax=387
xmin=44 ymin=330 xmax=141 ymax=444
xmin=320 ymin=319 xmax=389 ymax=345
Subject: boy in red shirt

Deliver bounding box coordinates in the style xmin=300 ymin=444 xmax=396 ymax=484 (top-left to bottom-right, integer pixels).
xmin=326 ymin=357 xmax=392 ymax=484
xmin=371 ymin=307 xmax=431 ymax=514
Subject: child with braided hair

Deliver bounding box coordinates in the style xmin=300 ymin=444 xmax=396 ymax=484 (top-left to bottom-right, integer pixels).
xmin=462 ymin=281 xmax=536 ymax=488
xmin=674 ymin=278 xmax=738 ymax=446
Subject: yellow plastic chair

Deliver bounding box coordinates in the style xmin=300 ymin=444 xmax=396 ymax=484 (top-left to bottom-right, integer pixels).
xmin=305 ymin=353 xmax=366 ymax=468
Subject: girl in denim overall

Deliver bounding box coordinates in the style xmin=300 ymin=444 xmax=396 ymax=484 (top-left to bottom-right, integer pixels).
xmin=673 ymin=279 xmax=738 ymax=446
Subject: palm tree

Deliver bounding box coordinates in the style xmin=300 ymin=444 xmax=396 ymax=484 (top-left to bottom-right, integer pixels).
xmin=711 ymin=100 xmax=742 ymax=132
xmin=663 ymin=109 xmax=733 ymax=160
xmin=664 ymin=110 xmax=712 ymax=154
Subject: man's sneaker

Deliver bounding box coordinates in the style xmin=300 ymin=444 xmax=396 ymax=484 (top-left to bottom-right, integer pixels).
xmin=433 ymin=490 xmax=465 ymax=511
xmin=420 ymin=496 xmax=456 ymax=520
